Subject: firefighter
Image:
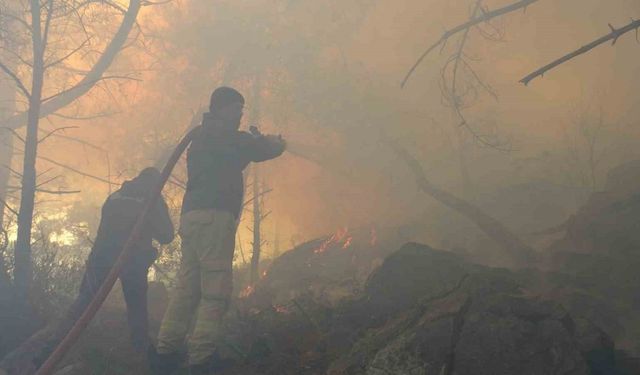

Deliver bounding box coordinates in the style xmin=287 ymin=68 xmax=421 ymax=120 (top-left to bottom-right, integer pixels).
xmin=36 ymin=167 xmax=174 ymax=367
xmin=151 ymin=86 xmax=285 ymax=375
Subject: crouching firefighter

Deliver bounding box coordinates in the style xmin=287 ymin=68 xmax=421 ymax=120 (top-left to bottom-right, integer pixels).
xmin=35 ymin=167 xmax=175 ymax=367
xmin=149 ymin=86 xmax=286 ymax=375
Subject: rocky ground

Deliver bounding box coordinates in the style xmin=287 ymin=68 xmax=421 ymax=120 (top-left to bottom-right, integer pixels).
xmin=3 ymin=163 xmax=640 ymax=374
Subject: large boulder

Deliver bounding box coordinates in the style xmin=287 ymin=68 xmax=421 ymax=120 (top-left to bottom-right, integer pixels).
xmin=328 ymin=243 xmax=619 ymax=375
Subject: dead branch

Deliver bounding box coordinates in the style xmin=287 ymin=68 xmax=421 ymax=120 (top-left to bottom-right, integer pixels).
xmin=402 ymin=0 xmax=539 ymax=87
xmin=142 ymin=0 xmax=175 ymax=5
xmin=38 ymin=156 xmax=118 ymax=186
xmin=382 ymin=132 xmax=535 ymax=266
xmin=521 ymin=18 xmax=640 ymax=85
xmin=2 ymin=164 xmax=23 ymax=179
xmin=41 ymin=75 xmax=141 ymax=103
xmin=35 ymin=175 xmax=61 ymax=189
xmin=44 ymin=37 xmax=91 ymax=70
xmin=0 ymin=196 xmax=18 ymax=217
xmin=0 ymin=127 xmax=26 ymax=143
xmin=440 ymin=1 xmax=510 ymax=151
xmin=48 ymin=111 xmax=118 ymax=122
xmin=38 ymin=126 xmax=78 ymax=144
xmin=36 ymin=189 xmax=81 ymax=195
xmin=243 ymin=188 xmax=273 ymax=207
xmin=0 ymin=60 xmax=31 ymax=99
xmin=167 ymin=177 xmax=186 ymax=190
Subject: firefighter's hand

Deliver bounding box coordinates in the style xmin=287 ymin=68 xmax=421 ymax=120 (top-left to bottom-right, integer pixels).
xmin=265 ymin=134 xmax=286 ymax=150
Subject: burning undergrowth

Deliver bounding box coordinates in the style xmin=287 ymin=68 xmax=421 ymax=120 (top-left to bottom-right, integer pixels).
xmin=252 ymin=226 xmax=388 ymax=307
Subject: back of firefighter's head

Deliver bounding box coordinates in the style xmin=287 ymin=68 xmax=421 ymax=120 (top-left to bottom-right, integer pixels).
xmin=209 ymin=86 xmax=245 ymax=130
xmin=136 ymin=167 xmax=161 ymax=187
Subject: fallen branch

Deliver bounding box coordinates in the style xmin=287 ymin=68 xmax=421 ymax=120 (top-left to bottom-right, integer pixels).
xmin=521 ymin=18 xmax=640 ymax=85
xmin=382 ymin=132 xmax=536 ymax=266
xmin=402 ymin=0 xmax=539 ymax=87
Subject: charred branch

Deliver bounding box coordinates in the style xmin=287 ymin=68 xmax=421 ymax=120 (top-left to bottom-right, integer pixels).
xmin=382 ymin=132 xmax=536 ymax=266
xmin=402 ymin=0 xmax=539 ymax=88
xmin=521 ymin=18 xmax=640 ymax=85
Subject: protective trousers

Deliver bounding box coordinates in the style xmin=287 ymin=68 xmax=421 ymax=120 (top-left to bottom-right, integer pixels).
xmin=156 ymin=209 xmax=236 ymax=365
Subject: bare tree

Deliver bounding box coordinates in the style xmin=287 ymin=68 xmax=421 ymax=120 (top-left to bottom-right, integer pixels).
xmin=0 ymin=1 xmax=21 ymax=230
xmin=0 ymin=0 xmax=144 ymax=298
xmin=245 ymin=79 xmax=273 ymax=285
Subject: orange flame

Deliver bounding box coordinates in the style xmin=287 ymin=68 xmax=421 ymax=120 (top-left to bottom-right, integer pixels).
xmin=240 ymin=285 xmax=255 ymax=298
xmin=342 ymin=236 xmax=353 ymax=249
xmin=314 ymin=227 xmax=352 ymax=253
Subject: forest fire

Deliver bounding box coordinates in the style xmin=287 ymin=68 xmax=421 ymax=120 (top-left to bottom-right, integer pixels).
xmin=314 ymin=227 xmax=352 ymax=254
xmin=313 ymin=226 xmax=380 ymax=253
xmin=2 ymin=1 xmax=640 ymax=375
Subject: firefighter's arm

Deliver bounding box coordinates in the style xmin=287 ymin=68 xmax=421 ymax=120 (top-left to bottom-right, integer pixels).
xmin=247 ymin=130 xmax=286 ymax=162
xmin=151 ymin=196 xmax=175 ymax=245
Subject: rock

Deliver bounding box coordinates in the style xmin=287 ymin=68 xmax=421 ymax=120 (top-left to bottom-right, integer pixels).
xmin=328 ymin=243 xmax=618 ymax=375
xmin=259 ymin=228 xmax=392 ymax=306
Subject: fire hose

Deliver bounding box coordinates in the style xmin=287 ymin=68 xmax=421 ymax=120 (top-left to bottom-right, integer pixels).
xmin=34 ymin=128 xmax=198 ymax=375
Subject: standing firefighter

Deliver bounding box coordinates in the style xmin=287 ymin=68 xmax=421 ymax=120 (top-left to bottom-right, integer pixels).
xmin=35 ymin=167 xmax=174 ymax=367
xmin=151 ymin=86 xmax=286 ymax=374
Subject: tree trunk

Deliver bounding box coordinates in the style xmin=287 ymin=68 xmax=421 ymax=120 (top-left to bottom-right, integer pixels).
xmin=14 ymin=1 xmax=45 ymax=299
xmin=385 ymin=135 xmax=536 ymax=267
xmin=249 ymin=77 xmax=262 ymax=285
xmin=250 ymin=165 xmax=261 ymax=285
xmin=0 ymin=133 xmax=13 ymax=231
xmin=0 ymin=9 xmax=20 ymax=232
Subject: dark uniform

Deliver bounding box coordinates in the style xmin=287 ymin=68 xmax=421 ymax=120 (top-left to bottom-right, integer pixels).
xmin=40 ymin=170 xmax=174 ymax=363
